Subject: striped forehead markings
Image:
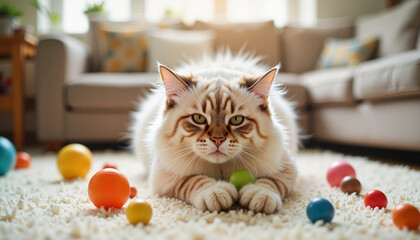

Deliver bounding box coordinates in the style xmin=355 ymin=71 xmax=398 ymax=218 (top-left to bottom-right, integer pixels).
xmin=201 ymin=85 xmax=236 ymax=115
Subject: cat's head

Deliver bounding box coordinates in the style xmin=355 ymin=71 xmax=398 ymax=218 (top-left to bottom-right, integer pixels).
xmin=158 ymin=64 xmax=278 ymax=165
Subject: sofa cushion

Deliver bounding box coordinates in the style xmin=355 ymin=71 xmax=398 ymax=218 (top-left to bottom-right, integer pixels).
xmin=96 ymin=25 xmax=148 ymax=72
xmin=356 ymin=0 xmax=420 ymax=58
xmin=354 ymin=50 xmax=420 ymax=101
xmin=65 ymin=73 xmax=159 ymax=111
xmin=147 ymin=29 xmax=215 ymax=72
xmin=316 ymin=37 xmax=378 ymax=69
xmin=194 ymin=21 xmax=280 ymax=67
xmin=87 ymin=19 xmax=146 ymax=72
xmin=282 ymin=25 xmax=354 ymax=74
xmin=301 ymin=67 xmax=355 ymax=105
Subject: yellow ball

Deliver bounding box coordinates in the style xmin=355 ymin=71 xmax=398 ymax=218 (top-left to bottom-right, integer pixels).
xmin=126 ymin=200 xmax=153 ymax=225
xmin=57 ymin=143 xmax=92 ymax=180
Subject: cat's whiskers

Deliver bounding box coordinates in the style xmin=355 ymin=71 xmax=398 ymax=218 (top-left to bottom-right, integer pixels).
xmin=152 ymin=153 xmax=195 ymax=177
xmin=233 ymin=154 xmax=258 ymax=176
xmin=159 ymin=142 xmax=192 ymax=153
xmin=172 ymin=153 xmax=200 ymax=179
xmin=242 ymin=149 xmax=275 ymax=175
xmin=242 ymin=146 xmax=294 ymax=171
xmin=151 ymin=145 xmax=195 ymax=173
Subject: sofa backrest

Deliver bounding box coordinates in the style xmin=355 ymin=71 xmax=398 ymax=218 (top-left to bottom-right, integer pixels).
xmin=356 ymin=0 xmax=420 ymax=58
xmin=194 ymin=20 xmax=281 ymax=67
xmin=279 ymin=25 xmax=354 ymax=74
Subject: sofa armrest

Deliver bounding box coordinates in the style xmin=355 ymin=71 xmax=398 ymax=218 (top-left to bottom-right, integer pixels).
xmin=354 ymin=50 xmax=420 ymax=101
xmin=36 ymin=34 xmax=90 ymax=142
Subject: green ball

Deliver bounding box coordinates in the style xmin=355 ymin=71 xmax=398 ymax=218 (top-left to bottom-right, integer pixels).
xmin=229 ymin=169 xmax=255 ymax=190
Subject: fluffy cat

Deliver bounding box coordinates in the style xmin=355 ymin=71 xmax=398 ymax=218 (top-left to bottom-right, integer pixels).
xmin=131 ymin=52 xmax=298 ymax=214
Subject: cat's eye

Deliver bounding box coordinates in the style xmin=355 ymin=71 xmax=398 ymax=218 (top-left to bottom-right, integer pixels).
xmin=192 ymin=114 xmax=207 ymax=124
xmin=229 ymin=115 xmax=244 ymax=126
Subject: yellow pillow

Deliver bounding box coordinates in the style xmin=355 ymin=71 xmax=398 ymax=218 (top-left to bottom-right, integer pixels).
xmin=97 ymin=26 xmax=148 ymax=72
xmin=317 ymin=37 xmax=378 ymax=69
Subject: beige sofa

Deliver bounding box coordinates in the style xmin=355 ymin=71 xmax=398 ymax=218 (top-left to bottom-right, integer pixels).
xmin=36 ymin=1 xmax=420 ymax=151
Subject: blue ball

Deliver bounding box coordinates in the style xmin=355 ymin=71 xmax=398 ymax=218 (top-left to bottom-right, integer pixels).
xmin=0 ymin=136 xmax=16 ymax=176
xmin=306 ymin=197 xmax=335 ymax=223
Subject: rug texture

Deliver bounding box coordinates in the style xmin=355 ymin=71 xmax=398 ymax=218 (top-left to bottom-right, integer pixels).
xmin=0 ymin=150 xmax=419 ymax=240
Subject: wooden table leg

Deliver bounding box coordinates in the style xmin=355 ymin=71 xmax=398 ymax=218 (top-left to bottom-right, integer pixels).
xmin=12 ymin=42 xmax=24 ymax=150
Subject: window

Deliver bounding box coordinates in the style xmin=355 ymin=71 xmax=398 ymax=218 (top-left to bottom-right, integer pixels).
xmin=37 ymin=0 xmax=316 ymax=33
xmin=145 ymin=0 xmax=215 ymax=25
xmin=226 ymin=0 xmax=288 ymax=27
xmin=145 ymin=0 xmax=289 ymax=27
xmin=37 ymin=0 xmax=131 ymax=34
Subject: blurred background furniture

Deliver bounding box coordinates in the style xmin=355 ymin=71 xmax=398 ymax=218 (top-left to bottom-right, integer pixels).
xmin=0 ymin=33 xmax=37 ymax=150
xmin=35 ymin=0 xmax=420 ymax=151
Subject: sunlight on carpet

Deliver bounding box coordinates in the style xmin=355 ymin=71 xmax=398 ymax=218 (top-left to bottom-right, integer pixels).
xmin=0 ymin=150 xmax=419 ymax=240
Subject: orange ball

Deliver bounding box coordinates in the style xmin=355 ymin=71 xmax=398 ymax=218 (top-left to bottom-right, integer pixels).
xmin=15 ymin=152 xmax=31 ymax=169
xmin=88 ymin=168 xmax=130 ymax=209
xmin=129 ymin=186 xmax=137 ymax=198
xmin=392 ymin=204 xmax=420 ymax=230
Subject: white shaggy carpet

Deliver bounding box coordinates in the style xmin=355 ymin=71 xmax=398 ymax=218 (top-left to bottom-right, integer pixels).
xmin=0 ymin=149 xmax=419 ymax=240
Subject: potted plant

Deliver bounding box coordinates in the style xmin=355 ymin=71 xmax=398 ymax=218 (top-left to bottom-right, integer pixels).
xmin=84 ymin=1 xmax=107 ymax=21
xmin=0 ymin=2 xmax=23 ymax=35
xmin=30 ymin=0 xmax=60 ymax=27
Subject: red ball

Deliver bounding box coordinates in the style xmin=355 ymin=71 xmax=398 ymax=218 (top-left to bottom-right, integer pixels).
xmin=102 ymin=162 xmax=118 ymax=170
xmin=326 ymin=161 xmax=356 ymax=187
xmin=15 ymin=152 xmax=31 ymax=169
xmin=392 ymin=204 xmax=420 ymax=230
xmin=364 ymin=189 xmax=387 ymax=209
xmin=129 ymin=186 xmax=137 ymax=198
xmin=88 ymin=169 xmax=130 ymax=209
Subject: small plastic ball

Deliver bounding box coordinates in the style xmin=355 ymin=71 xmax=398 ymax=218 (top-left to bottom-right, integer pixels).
xmin=57 ymin=143 xmax=92 ymax=180
xmin=103 ymin=162 xmax=117 ymax=170
xmin=306 ymin=198 xmax=335 ymax=223
xmin=340 ymin=176 xmax=361 ymax=195
xmin=392 ymin=204 xmax=420 ymax=230
xmin=327 ymin=161 xmax=356 ymax=187
xmin=229 ymin=169 xmax=255 ymax=190
xmin=364 ymin=189 xmax=387 ymax=209
xmin=126 ymin=200 xmax=153 ymax=225
xmin=129 ymin=186 xmax=137 ymax=198
xmin=0 ymin=136 xmax=16 ymax=176
xmin=88 ymin=168 xmax=130 ymax=209
xmin=15 ymin=152 xmax=31 ymax=169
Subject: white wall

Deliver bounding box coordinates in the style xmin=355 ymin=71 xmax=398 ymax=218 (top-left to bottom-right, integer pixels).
xmin=317 ymin=0 xmax=386 ymax=21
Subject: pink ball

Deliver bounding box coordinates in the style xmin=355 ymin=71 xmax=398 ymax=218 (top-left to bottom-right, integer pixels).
xmin=327 ymin=161 xmax=356 ymax=187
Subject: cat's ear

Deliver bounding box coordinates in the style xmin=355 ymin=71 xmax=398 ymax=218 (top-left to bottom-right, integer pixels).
xmin=159 ymin=64 xmax=190 ymax=104
xmin=246 ymin=66 xmax=279 ymax=107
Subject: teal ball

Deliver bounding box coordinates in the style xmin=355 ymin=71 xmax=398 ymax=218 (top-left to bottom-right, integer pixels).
xmin=306 ymin=198 xmax=335 ymax=223
xmin=0 ymin=136 xmax=16 ymax=176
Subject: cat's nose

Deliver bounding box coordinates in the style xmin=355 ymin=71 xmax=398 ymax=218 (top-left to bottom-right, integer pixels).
xmin=210 ymin=137 xmax=226 ymax=147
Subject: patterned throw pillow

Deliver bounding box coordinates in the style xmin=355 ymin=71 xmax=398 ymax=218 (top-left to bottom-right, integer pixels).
xmin=96 ymin=26 xmax=148 ymax=72
xmin=316 ymin=37 xmax=378 ymax=69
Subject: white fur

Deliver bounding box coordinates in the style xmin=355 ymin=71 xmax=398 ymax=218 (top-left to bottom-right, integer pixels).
xmin=131 ymin=51 xmax=298 ymax=213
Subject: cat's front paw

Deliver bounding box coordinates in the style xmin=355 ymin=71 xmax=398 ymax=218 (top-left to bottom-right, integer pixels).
xmin=239 ymin=184 xmax=282 ymax=214
xmin=191 ymin=181 xmax=238 ymax=212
